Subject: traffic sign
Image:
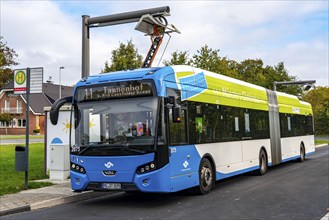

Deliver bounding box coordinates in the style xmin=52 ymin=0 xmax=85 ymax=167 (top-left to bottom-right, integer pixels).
xmin=14 ymin=69 xmax=27 ymax=94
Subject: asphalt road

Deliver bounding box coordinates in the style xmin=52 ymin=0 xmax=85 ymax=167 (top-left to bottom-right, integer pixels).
xmin=3 ymin=145 xmax=328 ymax=220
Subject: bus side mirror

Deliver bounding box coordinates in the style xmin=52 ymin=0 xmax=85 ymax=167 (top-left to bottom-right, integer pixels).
xmin=50 ymin=96 xmax=73 ymax=125
xmin=173 ymin=106 xmax=181 ymax=123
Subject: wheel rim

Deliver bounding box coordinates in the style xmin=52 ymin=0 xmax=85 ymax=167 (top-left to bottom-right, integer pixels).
xmin=201 ymin=165 xmax=213 ymax=188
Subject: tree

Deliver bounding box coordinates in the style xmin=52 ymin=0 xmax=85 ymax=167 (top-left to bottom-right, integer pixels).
xmin=190 ymin=45 xmax=222 ymax=73
xmin=103 ymin=40 xmax=143 ymax=73
xmin=238 ymin=59 xmax=266 ymax=86
xmin=0 ymin=113 xmax=13 ymax=134
xmin=0 ymin=36 xmax=19 ymax=88
xmin=270 ymin=62 xmax=302 ymax=96
xmin=185 ymin=45 xmax=240 ymax=79
xmin=163 ymin=50 xmax=190 ymax=66
xmin=303 ymin=87 xmax=329 ymax=134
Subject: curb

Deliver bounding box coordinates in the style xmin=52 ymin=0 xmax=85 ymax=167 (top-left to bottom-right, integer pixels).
xmin=316 ymin=144 xmax=328 ymax=148
xmin=30 ymin=191 xmax=108 ymax=210
xmin=0 ymin=205 xmax=31 ymax=217
xmin=0 ymin=191 xmax=109 ymax=217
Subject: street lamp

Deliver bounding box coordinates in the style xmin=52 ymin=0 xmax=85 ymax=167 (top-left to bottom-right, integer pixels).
xmin=59 ymin=66 xmax=64 ymax=98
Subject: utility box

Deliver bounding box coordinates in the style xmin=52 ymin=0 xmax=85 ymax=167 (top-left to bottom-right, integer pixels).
xmin=44 ymin=105 xmax=73 ymax=180
xmin=15 ymin=146 xmax=28 ymax=172
xmin=49 ymin=142 xmax=70 ymax=180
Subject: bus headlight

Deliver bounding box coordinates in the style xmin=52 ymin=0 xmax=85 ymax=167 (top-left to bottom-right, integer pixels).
xmin=71 ymin=162 xmax=86 ymax=174
xmin=136 ymin=162 xmax=157 ymax=174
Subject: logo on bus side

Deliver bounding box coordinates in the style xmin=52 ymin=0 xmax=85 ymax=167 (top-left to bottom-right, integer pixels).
xmin=183 ymin=161 xmax=189 ymax=168
xmin=104 ymin=162 xmax=114 ymax=169
xmin=181 ymin=161 xmax=191 ymax=172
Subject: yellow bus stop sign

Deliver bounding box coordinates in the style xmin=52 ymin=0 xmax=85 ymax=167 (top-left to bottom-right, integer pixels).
xmin=14 ymin=69 xmax=27 ymax=94
xmin=15 ymin=71 xmax=26 ymax=85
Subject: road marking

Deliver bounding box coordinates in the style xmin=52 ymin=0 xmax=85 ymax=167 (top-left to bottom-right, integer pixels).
xmin=320 ymin=212 xmax=329 ymax=220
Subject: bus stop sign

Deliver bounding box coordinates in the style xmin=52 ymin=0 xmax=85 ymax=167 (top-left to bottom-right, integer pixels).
xmin=14 ymin=69 xmax=27 ymax=94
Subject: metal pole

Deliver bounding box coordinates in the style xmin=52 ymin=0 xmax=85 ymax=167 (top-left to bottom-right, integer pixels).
xmin=273 ymin=80 xmax=316 ymax=91
xmin=82 ymin=15 xmax=90 ymax=79
xmin=59 ymin=66 xmax=64 ymax=98
xmin=273 ymin=82 xmax=277 ymax=91
xmin=88 ymin=6 xmax=170 ymax=26
xmin=81 ymin=6 xmax=170 ymax=78
xmin=25 ymin=68 xmax=30 ymax=190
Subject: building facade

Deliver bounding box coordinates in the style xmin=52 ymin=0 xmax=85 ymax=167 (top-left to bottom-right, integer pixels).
xmin=0 ymin=81 xmax=73 ymax=135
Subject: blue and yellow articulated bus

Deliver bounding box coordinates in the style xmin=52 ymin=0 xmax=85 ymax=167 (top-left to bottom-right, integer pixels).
xmin=50 ymin=65 xmax=315 ymax=194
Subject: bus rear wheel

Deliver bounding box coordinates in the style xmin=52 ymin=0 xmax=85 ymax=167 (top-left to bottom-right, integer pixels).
xmin=197 ymin=158 xmax=214 ymax=195
xmin=298 ymin=145 xmax=305 ymax=162
xmin=255 ymin=149 xmax=268 ymax=176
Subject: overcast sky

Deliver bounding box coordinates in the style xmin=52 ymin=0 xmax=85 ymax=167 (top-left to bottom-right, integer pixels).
xmin=1 ymin=1 xmax=328 ymax=87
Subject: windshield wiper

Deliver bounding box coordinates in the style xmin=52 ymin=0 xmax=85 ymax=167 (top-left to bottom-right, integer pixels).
xmin=78 ymin=143 xmax=102 ymax=155
xmin=122 ymin=146 xmax=146 ymax=154
xmin=77 ymin=144 xmax=146 ymax=155
xmin=78 ymin=145 xmax=92 ymax=155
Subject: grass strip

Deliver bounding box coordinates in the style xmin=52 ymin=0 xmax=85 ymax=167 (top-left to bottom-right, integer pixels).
xmin=0 ymin=143 xmax=52 ymax=196
xmin=0 ymin=135 xmax=44 ymax=140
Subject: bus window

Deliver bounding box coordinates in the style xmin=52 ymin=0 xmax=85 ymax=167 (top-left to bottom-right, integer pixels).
xmin=244 ymin=113 xmax=250 ymax=133
xmin=307 ymin=116 xmax=314 ymax=135
xmin=234 ymin=117 xmax=239 ymax=132
xmin=89 ymin=112 xmax=101 ymax=143
xmin=287 ymin=116 xmax=291 ymax=131
xmin=169 ymin=109 xmax=187 ymax=145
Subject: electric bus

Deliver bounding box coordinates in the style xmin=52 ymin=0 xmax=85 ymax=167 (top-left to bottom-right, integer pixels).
xmin=50 ymin=65 xmax=315 ymax=194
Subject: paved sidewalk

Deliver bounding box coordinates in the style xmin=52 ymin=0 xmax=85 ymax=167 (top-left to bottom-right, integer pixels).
xmin=0 ymin=180 xmax=108 ymax=217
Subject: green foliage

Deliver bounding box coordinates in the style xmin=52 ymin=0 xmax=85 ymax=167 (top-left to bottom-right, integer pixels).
xmin=191 ymin=45 xmax=222 ymax=72
xmin=0 ymin=143 xmax=51 ymax=196
xmin=163 ymin=50 xmax=190 ymax=66
xmin=33 ymin=129 xmax=40 ymax=134
xmin=0 ymin=36 xmax=19 ymax=88
xmin=303 ymin=87 xmax=329 ymax=134
xmin=103 ymin=40 xmax=143 ymax=72
xmin=0 ymin=112 xmax=13 ymax=123
xmin=0 ymin=135 xmax=45 ymax=140
xmin=315 ymin=139 xmax=329 ymax=145
xmin=105 ymin=41 xmax=305 ymax=96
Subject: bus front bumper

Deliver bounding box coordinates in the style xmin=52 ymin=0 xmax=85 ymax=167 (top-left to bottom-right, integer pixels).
xmin=70 ymin=164 xmax=171 ymax=193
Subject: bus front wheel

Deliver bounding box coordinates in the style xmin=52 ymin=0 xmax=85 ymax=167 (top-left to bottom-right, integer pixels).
xmin=197 ymin=158 xmax=214 ymax=195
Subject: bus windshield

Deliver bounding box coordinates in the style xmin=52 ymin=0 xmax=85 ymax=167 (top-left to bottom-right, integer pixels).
xmin=72 ymin=97 xmax=158 ymax=156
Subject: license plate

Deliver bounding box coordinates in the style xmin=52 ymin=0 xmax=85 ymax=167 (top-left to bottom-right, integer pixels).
xmin=101 ymin=183 xmax=121 ymax=190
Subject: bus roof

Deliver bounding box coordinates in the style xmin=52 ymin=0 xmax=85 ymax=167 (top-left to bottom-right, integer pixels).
xmin=75 ymin=65 xmax=312 ymax=115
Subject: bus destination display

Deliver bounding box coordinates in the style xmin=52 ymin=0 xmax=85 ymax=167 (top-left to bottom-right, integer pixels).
xmin=77 ymin=81 xmax=154 ymax=102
